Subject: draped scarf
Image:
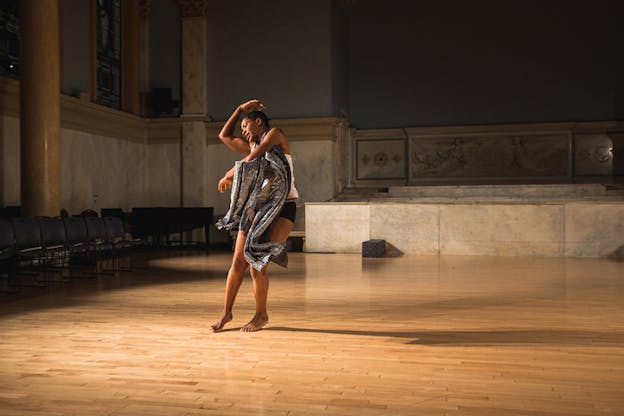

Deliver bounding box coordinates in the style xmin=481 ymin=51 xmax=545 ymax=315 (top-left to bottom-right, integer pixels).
xmin=216 ymin=146 xmax=292 ymax=271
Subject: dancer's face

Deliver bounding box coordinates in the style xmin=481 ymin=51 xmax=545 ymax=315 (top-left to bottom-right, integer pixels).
xmin=241 ymin=117 xmax=264 ymax=143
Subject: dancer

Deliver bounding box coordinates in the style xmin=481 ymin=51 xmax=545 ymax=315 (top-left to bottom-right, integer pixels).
xmin=211 ymin=99 xmax=298 ymax=332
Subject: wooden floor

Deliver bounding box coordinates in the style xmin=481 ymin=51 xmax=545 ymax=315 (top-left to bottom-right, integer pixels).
xmin=1 ymin=251 xmax=623 ymax=415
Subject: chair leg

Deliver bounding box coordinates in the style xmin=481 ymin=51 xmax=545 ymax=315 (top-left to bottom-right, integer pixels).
xmin=13 ymin=257 xmax=48 ymax=288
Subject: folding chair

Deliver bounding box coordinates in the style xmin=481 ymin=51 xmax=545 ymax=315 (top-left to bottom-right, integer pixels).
xmin=63 ymin=216 xmax=96 ymax=277
xmin=39 ymin=217 xmax=70 ymax=281
xmin=11 ymin=217 xmax=46 ymax=285
xmin=84 ymin=216 xmax=114 ymax=273
xmin=103 ymin=216 xmax=143 ymax=271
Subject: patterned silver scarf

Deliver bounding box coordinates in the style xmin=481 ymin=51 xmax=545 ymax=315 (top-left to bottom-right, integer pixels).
xmin=216 ymin=146 xmax=292 ymax=271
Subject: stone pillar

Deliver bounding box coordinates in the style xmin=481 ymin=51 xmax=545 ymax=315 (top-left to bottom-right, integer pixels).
xmin=178 ymin=0 xmax=208 ymax=207
xmin=181 ymin=121 xmax=207 ymax=207
xmin=19 ymin=0 xmax=61 ymax=217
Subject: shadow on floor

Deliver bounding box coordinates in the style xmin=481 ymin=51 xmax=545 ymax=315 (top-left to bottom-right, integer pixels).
xmin=0 ymin=249 xmax=232 ymax=316
xmin=267 ymin=326 xmax=624 ymax=346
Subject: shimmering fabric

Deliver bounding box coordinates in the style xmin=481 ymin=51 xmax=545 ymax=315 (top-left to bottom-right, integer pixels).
xmin=216 ymin=146 xmax=292 ymax=271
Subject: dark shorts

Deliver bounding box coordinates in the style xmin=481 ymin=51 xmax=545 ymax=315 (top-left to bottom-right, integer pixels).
xmin=278 ymin=201 xmax=297 ymax=223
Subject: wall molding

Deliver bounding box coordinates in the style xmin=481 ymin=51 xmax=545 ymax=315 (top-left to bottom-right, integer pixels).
xmin=146 ymin=118 xmax=182 ymax=144
xmin=352 ymin=121 xmax=624 ymax=140
xmin=1 ymin=77 xmax=345 ymax=145
xmin=3 ymin=75 xmax=621 ymax=146
xmin=350 ymin=121 xmax=624 ymax=187
xmin=61 ymin=95 xmax=146 ymax=142
xmin=204 ymin=117 xmax=344 ymax=145
xmin=1 ymin=77 xmax=146 ymax=142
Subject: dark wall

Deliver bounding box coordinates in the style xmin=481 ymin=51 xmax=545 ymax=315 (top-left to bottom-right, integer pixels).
xmin=349 ymin=0 xmax=619 ymax=128
xmin=58 ymin=0 xmax=621 ymax=127
xmin=331 ymin=1 xmax=350 ymax=118
xmin=149 ymin=0 xmax=181 ymax=104
xmin=62 ymin=0 xmax=90 ymax=96
xmin=61 ymin=0 xmax=182 ymax=104
xmin=616 ymin=1 xmax=624 ymax=120
xmin=206 ymin=0 xmax=334 ymax=120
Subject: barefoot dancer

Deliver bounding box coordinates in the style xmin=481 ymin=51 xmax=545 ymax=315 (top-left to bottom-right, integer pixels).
xmin=211 ymin=99 xmax=298 ymax=332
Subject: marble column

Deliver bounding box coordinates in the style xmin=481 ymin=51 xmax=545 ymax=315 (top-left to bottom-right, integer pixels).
xmin=19 ymin=0 xmax=61 ymax=217
xmin=178 ymin=0 xmax=208 ymax=207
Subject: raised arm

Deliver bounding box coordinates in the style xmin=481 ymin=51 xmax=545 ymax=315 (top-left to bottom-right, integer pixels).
xmin=218 ymin=99 xmax=265 ymax=154
xmin=217 ymin=126 xmax=280 ymax=193
xmin=242 ymin=127 xmax=289 ymax=162
xmin=218 ymin=127 xmax=289 ymax=192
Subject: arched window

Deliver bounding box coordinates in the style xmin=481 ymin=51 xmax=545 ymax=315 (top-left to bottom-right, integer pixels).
xmin=94 ymin=0 xmax=121 ymax=109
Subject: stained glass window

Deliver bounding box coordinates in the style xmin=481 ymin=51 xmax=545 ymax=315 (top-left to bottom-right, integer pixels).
xmin=0 ymin=0 xmax=19 ymax=79
xmin=96 ymin=0 xmax=121 ymax=109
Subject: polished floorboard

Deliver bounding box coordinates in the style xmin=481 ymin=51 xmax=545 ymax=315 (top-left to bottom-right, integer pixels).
xmin=1 ymin=251 xmax=623 ymax=415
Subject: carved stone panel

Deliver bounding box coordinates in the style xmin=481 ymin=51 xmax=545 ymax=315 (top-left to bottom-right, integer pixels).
xmin=356 ymin=139 xmax=406 ymax=180
xmin=574 ymin=133 xmax=613 ymax=176
xmin=408 ymin=134 xmax=570 ymax=183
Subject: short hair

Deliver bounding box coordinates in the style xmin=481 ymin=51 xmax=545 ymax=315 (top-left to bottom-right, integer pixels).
xmin=242 ymin=110 xmax=270 ymax=128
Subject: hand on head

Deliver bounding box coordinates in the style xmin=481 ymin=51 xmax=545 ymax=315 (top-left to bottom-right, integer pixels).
xmin=239 ymin=99 xmax=266 ymax=113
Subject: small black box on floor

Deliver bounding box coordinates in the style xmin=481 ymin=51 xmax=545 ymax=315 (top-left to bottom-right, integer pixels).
xmin=286 ymin=235 xmax=304 ymax=252
xmin=362 ymin=239 xmax=386 ymax=257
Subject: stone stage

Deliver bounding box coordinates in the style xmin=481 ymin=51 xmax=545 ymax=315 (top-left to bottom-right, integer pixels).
xmin=304 ymin=184 xmax=624 ymax=258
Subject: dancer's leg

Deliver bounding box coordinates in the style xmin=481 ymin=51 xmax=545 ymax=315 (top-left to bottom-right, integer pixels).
xmin=241 ymin=217 xmax=294 ymax=332
xmin=210 ymin=230 xmax=249 ymax=332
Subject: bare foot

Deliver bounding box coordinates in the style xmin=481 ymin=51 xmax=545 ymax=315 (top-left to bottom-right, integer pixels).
xmin=210 ymin=311 xmax=232 ymax=332
xmin=241 ymin=313 xmax=268 ymax=332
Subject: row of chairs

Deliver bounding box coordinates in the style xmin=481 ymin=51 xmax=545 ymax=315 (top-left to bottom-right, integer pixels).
xmin=0 ymin=216 xmax=143 ymax=291
xmin=1 ymin=207 xmax=215 ymax=249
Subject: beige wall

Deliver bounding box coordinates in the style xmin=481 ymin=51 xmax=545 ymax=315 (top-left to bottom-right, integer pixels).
xmin=1 ymin=115 xmax=149 ymax=214
xmin=289 ymin=140 xmax=336 ymax=204
xmin=204 ymin=143 xmax=240 ymax=215
xmin=1 ymin=78 xmax=345 ymax=220
xmin=61 ymin=128 xmax=147 ymax=214
xmin=146 ymin=142 xmax=181 ymax=208
xmin=305 ymin=201 xmax=624 ymax=258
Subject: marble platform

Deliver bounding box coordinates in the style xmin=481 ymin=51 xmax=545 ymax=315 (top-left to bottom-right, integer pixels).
xmin=305 ymin=185 xmax=624 ymax=258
